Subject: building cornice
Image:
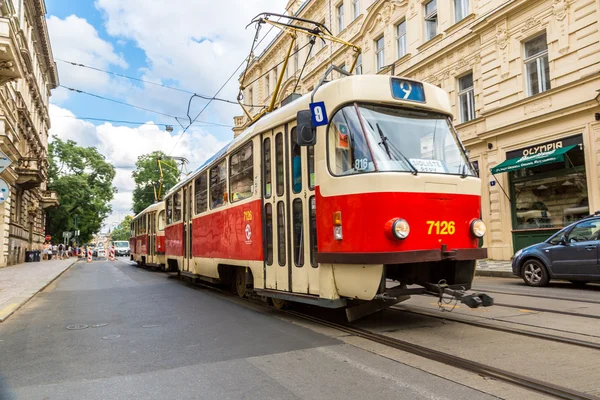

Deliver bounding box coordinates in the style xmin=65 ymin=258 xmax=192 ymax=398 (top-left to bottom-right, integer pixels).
xmin=29 ymin=0 xmax=58 ymax=89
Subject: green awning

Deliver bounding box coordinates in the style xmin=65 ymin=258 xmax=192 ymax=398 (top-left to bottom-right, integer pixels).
xmin=491 ymin=144 xmax=578 ymax=174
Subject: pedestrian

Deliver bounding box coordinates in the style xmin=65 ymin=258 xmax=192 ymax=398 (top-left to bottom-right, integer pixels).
xmin=51 ymin=243 xmax=58 ymax=260
xmin=43 ymin=242 xmax=51 ymax=261
xmin=58 ymin=243 xmax=64 ymax=260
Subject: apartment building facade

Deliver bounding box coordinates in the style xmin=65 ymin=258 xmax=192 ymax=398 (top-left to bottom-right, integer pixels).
xmin=0 ymin=0 xmax=58 ymax=266
xmin=237 ymin=0 xmax=600 ymax=260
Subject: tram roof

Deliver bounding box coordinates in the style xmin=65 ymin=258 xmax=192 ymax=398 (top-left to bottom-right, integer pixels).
xmin=133 ymin=201 xmax=164 ymax=220
xmin=165 ymin=74 xmax=451 ymax=197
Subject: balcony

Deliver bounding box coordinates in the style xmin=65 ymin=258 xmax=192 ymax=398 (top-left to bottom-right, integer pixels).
xmin=0 ymin=16 xmax=23 ymax=85
xmin=40 ymin=190 xmax=59 ymax=209
xmin=15 ymin=157 xmax=44 ymax=189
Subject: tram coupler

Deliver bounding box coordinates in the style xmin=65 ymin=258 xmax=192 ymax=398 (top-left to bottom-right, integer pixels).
xmin=422 ymin=282 xmax=494 ymax=309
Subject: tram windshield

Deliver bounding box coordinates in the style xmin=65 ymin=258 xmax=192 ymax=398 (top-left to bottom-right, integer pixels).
xmin=328 ymin=104 xmax=475 ymax=177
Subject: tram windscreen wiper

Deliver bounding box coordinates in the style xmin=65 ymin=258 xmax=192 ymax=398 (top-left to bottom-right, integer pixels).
xmin=375 ymin=123 xmax=418 ymax=175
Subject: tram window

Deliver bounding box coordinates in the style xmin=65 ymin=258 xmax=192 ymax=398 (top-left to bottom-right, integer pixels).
xmin=309 ymin=196 xmax=317 ymax=267
xmin=276 ymin=133 xmax=284 ymax=196
xmin=308 ymin=145 xmax=315 ymax=190
xmin=291 ymin=128 xmax=302 ymax=194
xmin=230 ymin=142 xmax=254 ymax=203
xmin=277 ymin=201 xmax=286 ymax=266
xmin=166 ymin=197 xmax=173 ymax=225
xmin=292 ymin=199 xmax=304 ymax=267
xmin=173 ymin=190 xmax=182 ymax=222
xmin=210 ymin=160 xmax=227 ymax=209
xmin=194 ymin=172 xmax=208 ymax=214
xmin=158 ymin=210 xmax=165 ymax=231
xmin=264 ymin=138 xmax=272 ymax=198
xmin=328 ymin=105 xmax=375 ymax=175
xmin=265 ymin=203 xmax=273 ymax=265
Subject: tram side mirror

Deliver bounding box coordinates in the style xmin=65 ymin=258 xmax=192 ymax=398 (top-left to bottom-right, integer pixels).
xmin=297 ymin=110 xmax=316 ymax=146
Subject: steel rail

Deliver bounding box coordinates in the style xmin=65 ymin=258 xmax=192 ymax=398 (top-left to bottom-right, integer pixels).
xmin=389 ymin=306 xmax=600 ymax=351
xmin=494 ymin=303 xmax=600 ymax=320
xmin=472 ymin=288 xmax=600 ymax=305
xmin=282 ymin=309 xmax=597 ymax=400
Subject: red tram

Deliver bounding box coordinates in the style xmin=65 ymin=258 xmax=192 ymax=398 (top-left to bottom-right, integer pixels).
xmin=130 ymin=202 xmax=167 ymax=270
xmin=134 ymin=74 xmax=489 ymax=319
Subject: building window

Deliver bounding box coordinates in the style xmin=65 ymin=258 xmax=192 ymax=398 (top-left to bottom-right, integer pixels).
xmin=454 ymin=0 xmax=469 ymax=23
xmin=396 ymin=20 xmax=406 ymax=59
xmin=337 ymin=3 xmax=345 ymax=32
xmin=248 ymin=87 xmax=253 ymax=109
xmin=375 ymin=36 xmax=385 ymax=72
xmin=210 ymin=160 xmax=227 ymax=209
xmin=524 ymin=33 xmax=550 ymax=96
xmin=355 ymin=53 xmax=362 ymax=75
xmin=265 ymin=76 xmax=270 ymax=97
xmin=230 ymin=141 xmax=253 ymax=203
xmin=319 ymin=20 xmax=326 ymax=49
xmin=424 ymin=0 xmax=438 ymax=41
xmin=458 ymin=72 xmax=475 ymax=123
xmin=194 ymin=172 xmax=208 ymax=214
xmin=294 ymin=44 xmax=299 ymax=74
xmin=352 ymin=0 xmax=360 ymax=19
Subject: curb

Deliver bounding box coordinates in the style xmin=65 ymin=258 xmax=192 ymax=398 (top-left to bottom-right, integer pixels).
xmin=0 ymin=259 xmax=79 ymax=323
xmin=475 ymin=270 xmax=518 ymax=278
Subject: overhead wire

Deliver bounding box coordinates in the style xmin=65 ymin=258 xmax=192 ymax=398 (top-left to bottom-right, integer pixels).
xmin=50 ymin=114 xmax=233 ymax=128
xmin=168 ymin=1 xmax=299 ymax=155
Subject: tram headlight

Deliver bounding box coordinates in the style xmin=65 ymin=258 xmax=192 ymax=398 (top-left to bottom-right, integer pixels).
xmin=470 ymin=219 xmax=486 ymax=238
xmin=392 ymin=219 xmax=410 ymax=240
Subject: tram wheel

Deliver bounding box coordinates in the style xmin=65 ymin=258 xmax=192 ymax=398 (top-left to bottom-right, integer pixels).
xmin=271 ymin=298 xmax=288 ymax=310
xmin=235 ymin=268 xmax=247 ymax=298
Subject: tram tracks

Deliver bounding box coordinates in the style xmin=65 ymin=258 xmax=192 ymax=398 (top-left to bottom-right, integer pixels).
xmin=472 ymin=288 xmax=600 ymax=305
xmin=170 ymin=273 xmax=599 ymax=400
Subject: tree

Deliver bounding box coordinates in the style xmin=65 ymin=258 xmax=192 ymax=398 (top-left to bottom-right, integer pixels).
xmin=46 ymin=137 xmax=116 ymax=244
xmin=110 ymin=215 xmax=133 ymax=241
xmin=132 ymin=151 xmax=179 ymax=214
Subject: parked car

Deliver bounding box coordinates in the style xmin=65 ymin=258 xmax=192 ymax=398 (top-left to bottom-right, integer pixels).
xmin=512 ymin=213 xmax=600 ymax=286
xmin=92 ymin=246 xmax=106 ymax=258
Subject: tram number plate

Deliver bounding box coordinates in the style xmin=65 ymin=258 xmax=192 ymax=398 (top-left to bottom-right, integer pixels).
xmin=427 ymin=221 xmax=456 ymax=235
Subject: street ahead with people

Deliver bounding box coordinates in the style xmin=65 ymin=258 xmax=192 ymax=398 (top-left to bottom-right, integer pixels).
xmin=1 ymin=1 xmax=600 ymax=400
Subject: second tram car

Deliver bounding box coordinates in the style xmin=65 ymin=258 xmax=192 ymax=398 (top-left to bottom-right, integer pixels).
xmin=150 ymin=74 xmax=489 ymax=319
xmin=130 ymin=202 xmax=167 ymax=269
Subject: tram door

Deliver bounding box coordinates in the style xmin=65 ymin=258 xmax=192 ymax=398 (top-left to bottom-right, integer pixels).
xmin=148 ymin=211 xmax=156 ymax=263
xmin=288 ymin=123 xmax=315 ymax=294
xmin=182 ymin=185 xmax=193 ymax=273
xmin=262 ymin=128 xmax=289 ymax=291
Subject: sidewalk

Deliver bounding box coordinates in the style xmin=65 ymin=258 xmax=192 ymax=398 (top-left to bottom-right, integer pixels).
xmin=475 ymin=259 xmax=515 ymax=278
xmin=0 ymin=258 xmax=78 ymax=322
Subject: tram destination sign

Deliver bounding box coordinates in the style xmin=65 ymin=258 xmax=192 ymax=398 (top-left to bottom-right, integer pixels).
xmin=391 ymin=78 xmax=425 ymax=103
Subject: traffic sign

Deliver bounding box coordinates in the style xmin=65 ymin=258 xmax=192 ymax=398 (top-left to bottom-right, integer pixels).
xmin=0 ymin=179 xmax=9 ymax=204
xmin=0 ymin=151 xmax=11 ymax=174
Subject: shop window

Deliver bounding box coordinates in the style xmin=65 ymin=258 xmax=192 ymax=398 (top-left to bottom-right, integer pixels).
xmin=308 ymin=145 xmax=315 ymax=190
xmin=424 ymin=0 xmax=438 ymax=41
xmin=352 ymin=0 xmax=360 ymax=20
xmin=276 ymin=133 xmax=284 ymax=196
xmin=291 ymin=128 xmax=302 ymax=193
xmin=337 ymin=3 xmax=344 ymax=32
xmin=355 ymin=53 xmax=362 ymax=75
xmin=511 ymin=142 xmax=587 ymax=230
xmin=265 ymin=203 xmax=273 ymax=265
xmin=375 ymin=36 xmax=385 ymax=72
xmin=458 ymin=72 xmax=475 ymax=123
xmin=210 ymin=160 xmax=227 ymax=209
xmin=454 ymin=0 xmax=469 ymax=23
xmin=524 ymin=33 xmax=550 ymax=96
xmin=309 ymin=196 xmax=318 ymax=267
xmin=158 ymin=210 xmax=165 ymax=231
xmin=264 ymin=138 xmax=272 ymax=198
xmin=230 ymin=142 xmax=253 ymax=203
xmin=194 ymin=172 xmax=208 ymax=214
xmin=277 ymin=201 xmax=286 ymax=266
xmin=396 ymin=20 xmax=406 ymax=59
xmin=292 ymin=199 xmax=304 ymax=267
xmin=173 ymin=190 xmax=182 ymax=222
xmin=166 ymin=197 xmax=173 ymax=225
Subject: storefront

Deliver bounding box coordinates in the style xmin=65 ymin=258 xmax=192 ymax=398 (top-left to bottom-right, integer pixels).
xmin=491 ymin=134 xmax=588 ymax=252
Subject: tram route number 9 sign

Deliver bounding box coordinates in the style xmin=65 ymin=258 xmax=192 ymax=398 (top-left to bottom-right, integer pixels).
xmin=310 ymin=101 xmax=328 ymax=127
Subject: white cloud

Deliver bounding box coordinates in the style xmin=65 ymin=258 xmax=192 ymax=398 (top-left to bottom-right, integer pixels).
xmin=47 ymin=14 xmax=129 ymax=98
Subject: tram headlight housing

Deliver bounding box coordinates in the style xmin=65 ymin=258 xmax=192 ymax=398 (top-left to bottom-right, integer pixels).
xmin=471 ymin=219 xmax=486 ymax=238
xmin=392 ymin=219 xmax=410 ymax=240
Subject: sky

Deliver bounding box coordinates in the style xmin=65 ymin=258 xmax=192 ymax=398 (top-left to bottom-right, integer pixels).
xmin=45 ymin=0 xmax=287 ymax=231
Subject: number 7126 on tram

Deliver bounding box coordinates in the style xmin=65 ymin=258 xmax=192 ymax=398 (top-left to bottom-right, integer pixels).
xmin=149 ymin=74 xmax=491 ymax=321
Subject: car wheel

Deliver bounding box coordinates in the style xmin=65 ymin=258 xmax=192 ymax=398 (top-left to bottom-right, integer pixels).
xmin=570 ymin=280 xmax=589 ymax=286
xmin=521 ymin=259 xmax=550 ymax=287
